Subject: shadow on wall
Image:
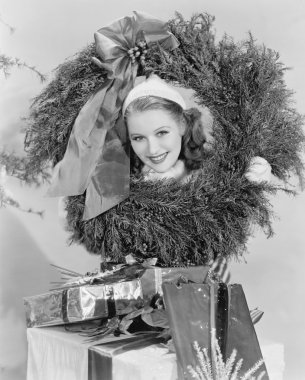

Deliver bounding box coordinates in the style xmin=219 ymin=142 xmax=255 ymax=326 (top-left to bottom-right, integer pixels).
xmin=0 ymin=208 xmax=60 ymax=380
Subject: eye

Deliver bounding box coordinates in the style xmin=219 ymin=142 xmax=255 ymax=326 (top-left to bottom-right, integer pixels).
xmin=131 ymin=136 xmax=144 ymax=142
xmin=156 ymin=130 xmax=169 ymax=137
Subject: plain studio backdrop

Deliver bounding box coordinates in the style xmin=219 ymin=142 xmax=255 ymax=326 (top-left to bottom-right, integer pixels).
xmin=0 ymin=1 xmax=305 ymax=379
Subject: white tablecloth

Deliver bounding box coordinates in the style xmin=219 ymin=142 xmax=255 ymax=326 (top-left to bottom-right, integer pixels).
xmin=26 ymin=327 xmax=284 ymax=380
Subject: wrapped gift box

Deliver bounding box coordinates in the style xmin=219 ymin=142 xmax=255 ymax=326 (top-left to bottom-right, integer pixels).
xmin=26 ymin=326 xmax=284 ymax=380
xmin=24 ymin=265 xmax=209 ymax=327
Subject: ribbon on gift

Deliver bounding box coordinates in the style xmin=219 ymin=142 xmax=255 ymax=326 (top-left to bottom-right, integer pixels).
xmin=46 ymin=11 xmax=179 ymax=220
xmin=88 ymin=332 xmax=163 ymax=380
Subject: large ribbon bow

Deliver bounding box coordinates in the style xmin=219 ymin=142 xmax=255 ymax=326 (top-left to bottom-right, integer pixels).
xmin=47 ymin=11 xmax=179 ymax=220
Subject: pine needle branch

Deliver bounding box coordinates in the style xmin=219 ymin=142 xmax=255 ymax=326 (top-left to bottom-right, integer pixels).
xmin=0 ymin=53 xmax=46 ymax=82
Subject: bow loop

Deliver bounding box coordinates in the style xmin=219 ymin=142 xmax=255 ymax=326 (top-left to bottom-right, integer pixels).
xmin=94 ymin=32 xmax=128 ymax=62
xmin=133 ymin=11 xmax=179 ymax=49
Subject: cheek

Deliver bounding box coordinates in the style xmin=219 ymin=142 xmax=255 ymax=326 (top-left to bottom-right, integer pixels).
xmin=131 ymin=141 xmax=145 ymax=158
xmin=170 ymin=135 xmax=183 ymax=153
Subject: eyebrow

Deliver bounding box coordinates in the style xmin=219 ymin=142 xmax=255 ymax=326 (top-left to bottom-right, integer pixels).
xmin=155 ymin=126 xmax=171 ymax=132
xmin=129 ymin=126 xmax=171 ymax=137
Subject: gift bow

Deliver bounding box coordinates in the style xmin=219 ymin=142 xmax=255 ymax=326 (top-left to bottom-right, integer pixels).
xmin=46 ymin=11 xmax=179 ymax=220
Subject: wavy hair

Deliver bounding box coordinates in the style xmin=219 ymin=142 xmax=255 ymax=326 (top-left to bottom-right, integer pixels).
xmin=124 ymin=96 xmax=209 ymax=175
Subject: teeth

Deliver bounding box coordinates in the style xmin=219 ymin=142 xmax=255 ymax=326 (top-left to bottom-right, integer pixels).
xmin=150 ymin=153 xmax=167 ymax=162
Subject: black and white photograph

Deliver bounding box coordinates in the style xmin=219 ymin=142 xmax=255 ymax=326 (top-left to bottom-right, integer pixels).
xmin=1 ymin=1 xmax=305 ymax=379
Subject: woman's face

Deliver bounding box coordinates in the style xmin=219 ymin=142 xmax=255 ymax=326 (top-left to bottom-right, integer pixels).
xmin=127 ymin=109 xmax=185 ymax=173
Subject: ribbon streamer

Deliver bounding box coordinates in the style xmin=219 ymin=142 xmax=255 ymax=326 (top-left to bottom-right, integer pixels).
xmin=47 ymin=11 xmax=179 ymax=220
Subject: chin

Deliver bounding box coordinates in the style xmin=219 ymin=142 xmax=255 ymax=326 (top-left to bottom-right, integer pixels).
xmin=150 ymin=163 xmax=175 ymax=173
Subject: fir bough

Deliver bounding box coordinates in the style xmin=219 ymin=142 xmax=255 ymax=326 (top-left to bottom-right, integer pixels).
xmin=187 ymin=330 xmax=265 ymax=380
xmin=24 ymin=13 xmax=305 ymax=265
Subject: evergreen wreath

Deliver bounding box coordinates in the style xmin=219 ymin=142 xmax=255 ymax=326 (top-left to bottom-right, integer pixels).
xmin=24 ymin=13 xmax=304 ymax=266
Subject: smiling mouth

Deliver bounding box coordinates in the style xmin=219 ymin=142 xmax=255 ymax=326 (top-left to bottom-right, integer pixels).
xmin=148 ymin=153 xmax=168 ymax=164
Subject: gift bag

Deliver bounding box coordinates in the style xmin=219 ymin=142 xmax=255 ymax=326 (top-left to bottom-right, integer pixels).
xmin=162 ymin=282 xmax=269 ymax=380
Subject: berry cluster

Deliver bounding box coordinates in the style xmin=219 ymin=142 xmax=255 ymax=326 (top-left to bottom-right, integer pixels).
xmin=127 ymin=40 xmax=148 ymax=65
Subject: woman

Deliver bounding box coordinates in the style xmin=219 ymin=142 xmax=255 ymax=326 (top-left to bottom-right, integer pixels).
xmin=123 ymin=74 xmax=271 ymax=184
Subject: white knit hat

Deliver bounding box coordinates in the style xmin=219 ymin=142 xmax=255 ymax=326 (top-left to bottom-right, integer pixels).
xmin=122 ymin=75 xmax=186 ymax=115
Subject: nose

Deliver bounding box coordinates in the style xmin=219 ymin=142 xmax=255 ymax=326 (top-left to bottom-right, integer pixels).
xmin=146 ymin=137 xmax=160 ymax=156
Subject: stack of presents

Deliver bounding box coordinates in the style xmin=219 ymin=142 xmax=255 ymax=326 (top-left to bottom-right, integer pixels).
xmin=24 ymin=262 xmax=274 ymax=379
